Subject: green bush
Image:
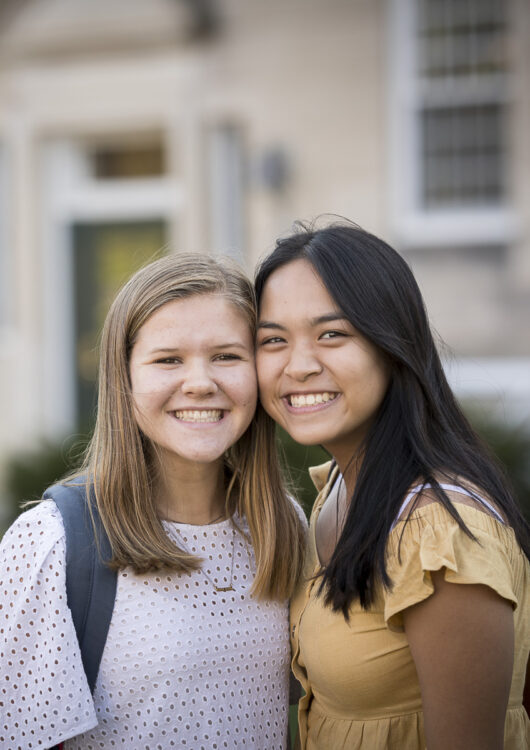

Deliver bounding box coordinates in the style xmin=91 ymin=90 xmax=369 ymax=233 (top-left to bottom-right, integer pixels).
xmin=468 ymin=413 xmax=530 ymax=522
xmin=1 ymin=434 xmax=90 ymax=536
xmin=276 ymin=427 xmax=330 ymax=518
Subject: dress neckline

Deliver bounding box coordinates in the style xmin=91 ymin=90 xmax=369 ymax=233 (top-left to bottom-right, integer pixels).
xmin=312 ymin=465 xmax=341 ymax=570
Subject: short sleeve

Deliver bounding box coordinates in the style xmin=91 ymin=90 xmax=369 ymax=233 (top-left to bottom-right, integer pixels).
xmin=0 ymin=501 xmax=97 ymax=749
xmin=384 ymin=503 xmax=519 ymax=631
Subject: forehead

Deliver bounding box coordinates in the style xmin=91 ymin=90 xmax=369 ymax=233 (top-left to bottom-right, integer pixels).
xmin=137 ymin=293 xmax=252 ymax=340
xmin=259 ymin=259 xmax=337 ymax=319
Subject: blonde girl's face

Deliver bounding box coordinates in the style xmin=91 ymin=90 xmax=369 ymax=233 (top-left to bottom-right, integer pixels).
xmin=256 ymin=259 xmax=389 ymax=469
xmin=129 ymin=293 xmax=257 ymax=471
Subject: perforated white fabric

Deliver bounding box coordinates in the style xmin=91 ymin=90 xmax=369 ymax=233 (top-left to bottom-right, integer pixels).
xmin=0 ymin=501 xmax=97 ymax=748
xmin=1 ymin=501 xmax=293 ymax=749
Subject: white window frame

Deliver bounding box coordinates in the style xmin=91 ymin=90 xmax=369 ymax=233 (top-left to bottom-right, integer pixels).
xmin=387 ymin=0 xmax=517 ymax=249
xmin=0 ymin=143 xmax=11 ymax=330
xmin=40 ymin=136 xmax=182 ymax=438
xmin=206 ymin=121 xmax=246 ymax=263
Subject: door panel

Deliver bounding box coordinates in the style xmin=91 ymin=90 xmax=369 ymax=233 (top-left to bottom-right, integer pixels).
xmin=73 ymin=220 xmax=166 ymax=429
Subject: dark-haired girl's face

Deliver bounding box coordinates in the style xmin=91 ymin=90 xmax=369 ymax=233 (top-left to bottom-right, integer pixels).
xmin=256 ymin=259 xmax=389 ymax=470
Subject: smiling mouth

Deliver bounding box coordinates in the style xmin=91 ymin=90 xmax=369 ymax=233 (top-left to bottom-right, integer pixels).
xmin=174 ymin=409 xmax=224 ymax=423
xmin=287 ymin=392 xmax=338 ymax=408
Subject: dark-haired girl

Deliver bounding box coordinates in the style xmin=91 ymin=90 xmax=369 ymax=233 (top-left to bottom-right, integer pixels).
xmin=255 ymin=223 xmax=530 ymax=749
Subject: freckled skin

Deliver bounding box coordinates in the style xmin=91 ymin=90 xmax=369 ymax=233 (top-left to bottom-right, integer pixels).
xmin=129 ymin=294 xmax=257 ymax=473
xmin=256 ymin=259 xmax=389 ymax=469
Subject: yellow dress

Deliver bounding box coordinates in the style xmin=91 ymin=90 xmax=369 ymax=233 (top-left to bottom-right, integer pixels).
xmin=290 ymin=463 xmax=530 ymax=749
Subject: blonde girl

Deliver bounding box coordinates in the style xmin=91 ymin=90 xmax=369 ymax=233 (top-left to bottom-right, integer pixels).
xmin=0 ymin=253 xmax=306 ymax=750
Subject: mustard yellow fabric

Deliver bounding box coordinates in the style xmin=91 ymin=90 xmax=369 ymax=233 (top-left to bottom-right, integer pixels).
xmin=290 ymin=462 xmax=530 ymax=749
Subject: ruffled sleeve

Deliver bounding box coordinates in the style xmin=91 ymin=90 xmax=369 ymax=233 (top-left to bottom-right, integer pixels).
xmin=0 ymin=501 xmax=97 ymax=749
xmin=384 ymin=503 xmax=519 ymax=631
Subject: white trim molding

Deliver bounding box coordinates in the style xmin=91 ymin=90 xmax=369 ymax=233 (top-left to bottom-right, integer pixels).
xmin=40 ymin=136 xmax=181 ymax=438
xmin=387 ymin=0 xmax=517 ymax=249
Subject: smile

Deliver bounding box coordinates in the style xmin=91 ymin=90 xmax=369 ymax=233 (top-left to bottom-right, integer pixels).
xmin=173 ymin=409 xmax=224 ymax=423
xmin=287 ymin=392 xmax=338 ymax=408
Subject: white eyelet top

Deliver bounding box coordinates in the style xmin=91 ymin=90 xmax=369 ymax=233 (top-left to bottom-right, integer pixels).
xmin=0 ymin=500 xmax=295 ymax=749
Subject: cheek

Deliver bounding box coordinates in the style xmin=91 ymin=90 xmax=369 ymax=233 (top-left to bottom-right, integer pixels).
xmin=363 ymin=358 xmax=390 ymax=405
xmin=131 ymin=369 xmax=175 ymax=398
xmin=256 ymin=353 xmax=277 ymax=394
xmin=229 ymin=367 xmax=258 ymax=409
xmin=244 ymin=378 xmax=259 ymax=410
xmin=130 ymin=395 xmax=150 ymax=433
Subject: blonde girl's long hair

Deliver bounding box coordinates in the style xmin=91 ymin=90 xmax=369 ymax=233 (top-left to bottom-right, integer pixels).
xmin=71 ymin=252 xmax=305 ymax=600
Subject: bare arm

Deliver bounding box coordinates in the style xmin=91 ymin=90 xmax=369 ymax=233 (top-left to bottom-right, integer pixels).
xmin=403 ymin=569 xmax=514 ymax=750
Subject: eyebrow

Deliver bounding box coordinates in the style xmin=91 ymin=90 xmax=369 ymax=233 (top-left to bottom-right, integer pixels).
xmin=147 ymin=342 xmax=250 ymax=355
xmin=257 ymin=312 xmax=347 ymax=330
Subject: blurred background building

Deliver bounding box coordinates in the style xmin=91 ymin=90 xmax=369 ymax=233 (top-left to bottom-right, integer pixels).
xmin=1 ymin=0 xmax=529 ymax=520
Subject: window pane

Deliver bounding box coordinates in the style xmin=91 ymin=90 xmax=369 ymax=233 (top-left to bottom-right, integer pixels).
xmin=418 ymin=0 xmax=507 ymax=78
xmin=90 ymin=142 xmax=166 ymax=179
xmin=421 ymin=104 xmax=504 ymax=207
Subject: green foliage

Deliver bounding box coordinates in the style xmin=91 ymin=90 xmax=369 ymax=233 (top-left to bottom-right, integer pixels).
xmin=1 ymin=434 xmax=90 ymax=536
xmin=468 ymin=412 xmax=530 ymax=522
xmin=276 ymin=427 xmax=330 ymax=517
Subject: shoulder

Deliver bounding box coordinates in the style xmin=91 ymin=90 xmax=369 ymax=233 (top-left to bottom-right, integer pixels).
xmin=395 ymin=477 xmax=506 ymax=525
xmin=1 ymin=500 xmax=66 ymax=569
xmin=2 ymin=499 xmax=65 ymax=545
xmin=389 ymin=481 xmax=515 ymax=559
xmin=384 ymin=491 xmax=523 ymax=631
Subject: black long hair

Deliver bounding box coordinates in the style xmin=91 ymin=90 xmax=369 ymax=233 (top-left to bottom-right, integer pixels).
xmin=255 ymin=221 xmax=530 ymax=616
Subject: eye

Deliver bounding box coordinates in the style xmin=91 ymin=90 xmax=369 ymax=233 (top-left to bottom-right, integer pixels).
xmin=258 ymin=335 xmax=286 ymax=346
xmin=320 ymin=330 xmax=347 ymax=340
xmin=155 ymin=356 xmax=182 ymax=365
xmin=214 ymin=353 xmax=243 ymax=362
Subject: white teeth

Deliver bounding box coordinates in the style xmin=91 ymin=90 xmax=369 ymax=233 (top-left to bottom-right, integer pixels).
xmin=174 ymin=409 xmax=223 ymax=422
xmin=289 ymin=392 xmax=337 ymax=408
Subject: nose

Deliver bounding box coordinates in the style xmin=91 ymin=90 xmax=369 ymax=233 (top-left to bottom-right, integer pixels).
xmin=180 ymin=360 xmax=218 ymax=397
xmin=284 ymin=344 xmax=323 ymax=382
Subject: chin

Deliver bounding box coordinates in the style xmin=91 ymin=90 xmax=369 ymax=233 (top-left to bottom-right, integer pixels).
xmin=187 ymin=447 xmax=228 ymax=463
xmin=287 ymin=430 xmax=327 ymax=448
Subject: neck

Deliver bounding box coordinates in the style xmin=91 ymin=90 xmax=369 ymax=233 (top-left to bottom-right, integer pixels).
xmin=324 ymin=438 xmax=365 ymax=501
xmin=153 ymin=459 xmax=227 ymax=525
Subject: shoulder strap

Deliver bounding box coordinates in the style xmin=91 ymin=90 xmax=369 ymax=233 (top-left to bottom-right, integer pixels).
xmin=43 ymin=480 xmax=117 ymax=694
xmin=391 ymin=482 xmax=506 ymax=530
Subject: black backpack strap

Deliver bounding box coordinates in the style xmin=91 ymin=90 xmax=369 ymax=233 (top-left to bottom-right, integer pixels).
xmin=43 ymin=480 xmax=117 ymax=694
